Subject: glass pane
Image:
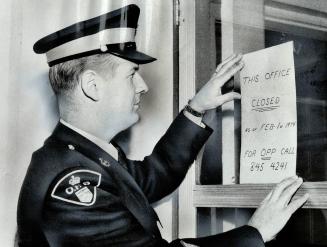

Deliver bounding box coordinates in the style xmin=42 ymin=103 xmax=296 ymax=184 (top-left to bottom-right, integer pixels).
xmin=264 ymin=8 xmax=327 ymax=246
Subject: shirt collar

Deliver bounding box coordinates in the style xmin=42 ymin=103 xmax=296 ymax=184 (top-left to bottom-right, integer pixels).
xmin=59 ymin=119 xmax=119 ymax=161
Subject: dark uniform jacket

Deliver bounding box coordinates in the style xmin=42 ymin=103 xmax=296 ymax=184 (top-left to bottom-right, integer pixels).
xmin=17 ymin=113 xmax=264 ymax=247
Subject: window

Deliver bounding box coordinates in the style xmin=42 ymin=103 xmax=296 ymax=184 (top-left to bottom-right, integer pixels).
xmin=179 ymin=0 xmax=327 ymax=245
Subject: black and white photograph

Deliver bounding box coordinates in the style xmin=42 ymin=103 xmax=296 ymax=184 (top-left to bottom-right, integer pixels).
xmin=1 ymin=0 xmax=327 ymax=246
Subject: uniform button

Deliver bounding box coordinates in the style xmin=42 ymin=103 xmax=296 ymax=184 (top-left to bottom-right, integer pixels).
xmin=152 ymin=234 xmax=156 ymax=239
xmin=68 ymin=144 xmax=75 ymax=150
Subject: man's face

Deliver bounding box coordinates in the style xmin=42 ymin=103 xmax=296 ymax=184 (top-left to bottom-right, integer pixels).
xmin=99 ymin=56 xmax=149 ymax=132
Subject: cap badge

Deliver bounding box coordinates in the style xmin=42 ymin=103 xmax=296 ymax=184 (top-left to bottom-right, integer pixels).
xmin=100 ymin=44 xmax=108 ymax=52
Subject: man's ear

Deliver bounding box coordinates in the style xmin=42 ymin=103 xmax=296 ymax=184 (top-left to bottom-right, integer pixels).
xmin=80 ymin=70 xmax=99 ymax=101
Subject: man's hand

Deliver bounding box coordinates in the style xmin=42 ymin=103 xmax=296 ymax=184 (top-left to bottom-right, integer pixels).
xmin=248 ymin=176 xmax=309 ymax=242
xmin=189 ymin=53 xmax=244 ymax=113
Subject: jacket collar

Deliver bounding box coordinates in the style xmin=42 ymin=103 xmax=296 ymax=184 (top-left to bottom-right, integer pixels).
xmin=58 ymin=119 xmax=119 ymax=161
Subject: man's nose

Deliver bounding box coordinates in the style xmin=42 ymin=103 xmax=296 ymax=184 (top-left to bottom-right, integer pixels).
xmin=134 ymin=72 xmax=149 ymax=94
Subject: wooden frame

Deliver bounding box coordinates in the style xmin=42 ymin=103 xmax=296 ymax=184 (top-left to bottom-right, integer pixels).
xmin=194 ymin=182 xmax=327 ymax=208
xmin=178 ymin=0 xmax=198 ymax=239
xmin=265 ymin=0 xmax=327 ymax=41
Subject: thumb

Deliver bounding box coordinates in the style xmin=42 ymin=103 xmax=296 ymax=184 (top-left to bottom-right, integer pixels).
xmin=217 ymin=92 xmax=241 ymax=105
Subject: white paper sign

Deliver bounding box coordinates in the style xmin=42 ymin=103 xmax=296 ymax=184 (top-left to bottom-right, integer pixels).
xmin=240 ymin=42 xmax=297 ymax=184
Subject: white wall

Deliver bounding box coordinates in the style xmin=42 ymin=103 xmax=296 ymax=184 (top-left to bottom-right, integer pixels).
xmin=0 ymin=0 xmax=175 ymax=245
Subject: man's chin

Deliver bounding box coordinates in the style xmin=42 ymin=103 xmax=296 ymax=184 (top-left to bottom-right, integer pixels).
xmin=131 ymin=113 xmax=141 ymax=125
xmin=124 ymin=113 xmax=140 ymax=129
xmin=113 ymin=113 xmax=141 ymax=134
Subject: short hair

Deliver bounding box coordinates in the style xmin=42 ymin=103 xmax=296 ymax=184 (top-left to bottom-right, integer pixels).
xmin=48 ymin=54 xmax=120 ymax=95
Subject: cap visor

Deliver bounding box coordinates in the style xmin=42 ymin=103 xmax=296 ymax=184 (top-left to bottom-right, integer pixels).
xmin=109 ymin=49 xmax=156 ymax=64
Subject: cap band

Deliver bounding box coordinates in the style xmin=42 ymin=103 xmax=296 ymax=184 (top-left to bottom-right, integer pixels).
xmin=46 ymin=27 xmax=136 ymax=63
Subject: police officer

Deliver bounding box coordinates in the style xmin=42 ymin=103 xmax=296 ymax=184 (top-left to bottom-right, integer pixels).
xmin=17 ymin=4 xmax=308 ymax=247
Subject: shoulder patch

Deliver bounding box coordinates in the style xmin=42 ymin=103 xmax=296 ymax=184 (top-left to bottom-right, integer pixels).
xmin=51 ymin=169 xmax=101 ymax=206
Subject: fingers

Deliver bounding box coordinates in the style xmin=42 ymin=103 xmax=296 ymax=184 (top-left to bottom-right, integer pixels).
xmin=217 ymin=92 xmax=241 ymax=105
xmin=216 ymin=61 xmax=244 ymax=88
xmin=287 ymin=193 xmax=309 ymax=214
xmin=280 ymin=177 xmax=303 ymax=205
xmin=261 ymin=191 xmax=273 ymax=204
xmin=270 ymin=176 xmax=298 ymax=201
xmin=215 ymin=54 xmax=238 ymax=72
xmin=248 ymin=177 xmax=308 ymax=243
xmin=216 ymin=53 xmax=243 ymax=77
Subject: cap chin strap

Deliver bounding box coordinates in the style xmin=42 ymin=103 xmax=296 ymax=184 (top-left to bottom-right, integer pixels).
xmin=47 ymin=42 xmax=138 ymax=67
xmin=46 ymin=27 xmax=136 ymax=63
